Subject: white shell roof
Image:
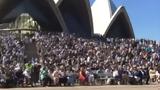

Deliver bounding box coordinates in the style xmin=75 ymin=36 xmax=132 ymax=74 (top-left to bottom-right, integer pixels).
xmin=54 ymin=0 xmax=59 ymax=4
xmin=89 ymin=0 xmax=117 ymax=35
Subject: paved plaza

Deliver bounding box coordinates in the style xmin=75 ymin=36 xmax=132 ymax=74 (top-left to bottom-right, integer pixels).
xmin=0 ymin=85 xmax=160 ymax=90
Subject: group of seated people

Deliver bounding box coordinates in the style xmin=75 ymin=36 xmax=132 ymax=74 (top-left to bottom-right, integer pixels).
xmin=0 ymin=31 xmax=159 ymax=88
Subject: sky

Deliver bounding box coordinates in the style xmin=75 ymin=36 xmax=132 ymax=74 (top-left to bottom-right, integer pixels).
xmin=113 ymin=0 xmax=160 ymax=41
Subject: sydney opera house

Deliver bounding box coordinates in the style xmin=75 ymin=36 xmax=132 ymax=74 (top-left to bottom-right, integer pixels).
xmin=0 ymin=0 xmax=135 ymax=38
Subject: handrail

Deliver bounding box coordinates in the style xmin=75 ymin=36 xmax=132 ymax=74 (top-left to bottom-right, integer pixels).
xmin=0 ymin=28 xmax=38 ymax=32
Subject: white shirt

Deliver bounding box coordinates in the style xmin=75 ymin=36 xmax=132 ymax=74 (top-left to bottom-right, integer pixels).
xmin=113 ymin=70 xmax=119 ymax=77
xmin=59 ymin=70 xmax=65 ymax=77
xmin=156 ymin=71 xmax=160 ymax=76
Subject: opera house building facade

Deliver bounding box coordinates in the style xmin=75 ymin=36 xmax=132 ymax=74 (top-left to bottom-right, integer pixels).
xmin=0 ymin=0 xmax=135 ymax=38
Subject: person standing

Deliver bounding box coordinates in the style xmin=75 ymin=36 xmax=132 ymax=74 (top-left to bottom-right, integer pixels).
xmin=39 ymin=66 xmax=48 ymax=87
xmin=149 ymin=67 xmax=156 ymax=83
xmin=144 ymin=67 xmax=150 ymax=84
xmin=79 ymin=67 xmax=87 ymax=85
xmin=52 ymin=68 xmax=60 ymax=86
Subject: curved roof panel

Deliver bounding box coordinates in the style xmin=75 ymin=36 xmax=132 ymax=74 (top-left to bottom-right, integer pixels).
xmin=0 ymin=0 xmax=67 ymax=32
xmin=58 ymin=0 xmax=93 ymax=37
xmin=0 ymin=0 xmax=22 ymax=19
xmin=103 ymin=6 xmax=135 ymax=38
xmin=89 ymin=0 xmax=134 ymax=38
xmin=90 ymin=0 xmax=116 ymax=35
xmin=0 ymin=0 xmax=134 ymax=38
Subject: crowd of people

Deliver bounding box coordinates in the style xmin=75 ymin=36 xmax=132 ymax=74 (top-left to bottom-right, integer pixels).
xmin=0 ymin=31 xmax=159 ymax=88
